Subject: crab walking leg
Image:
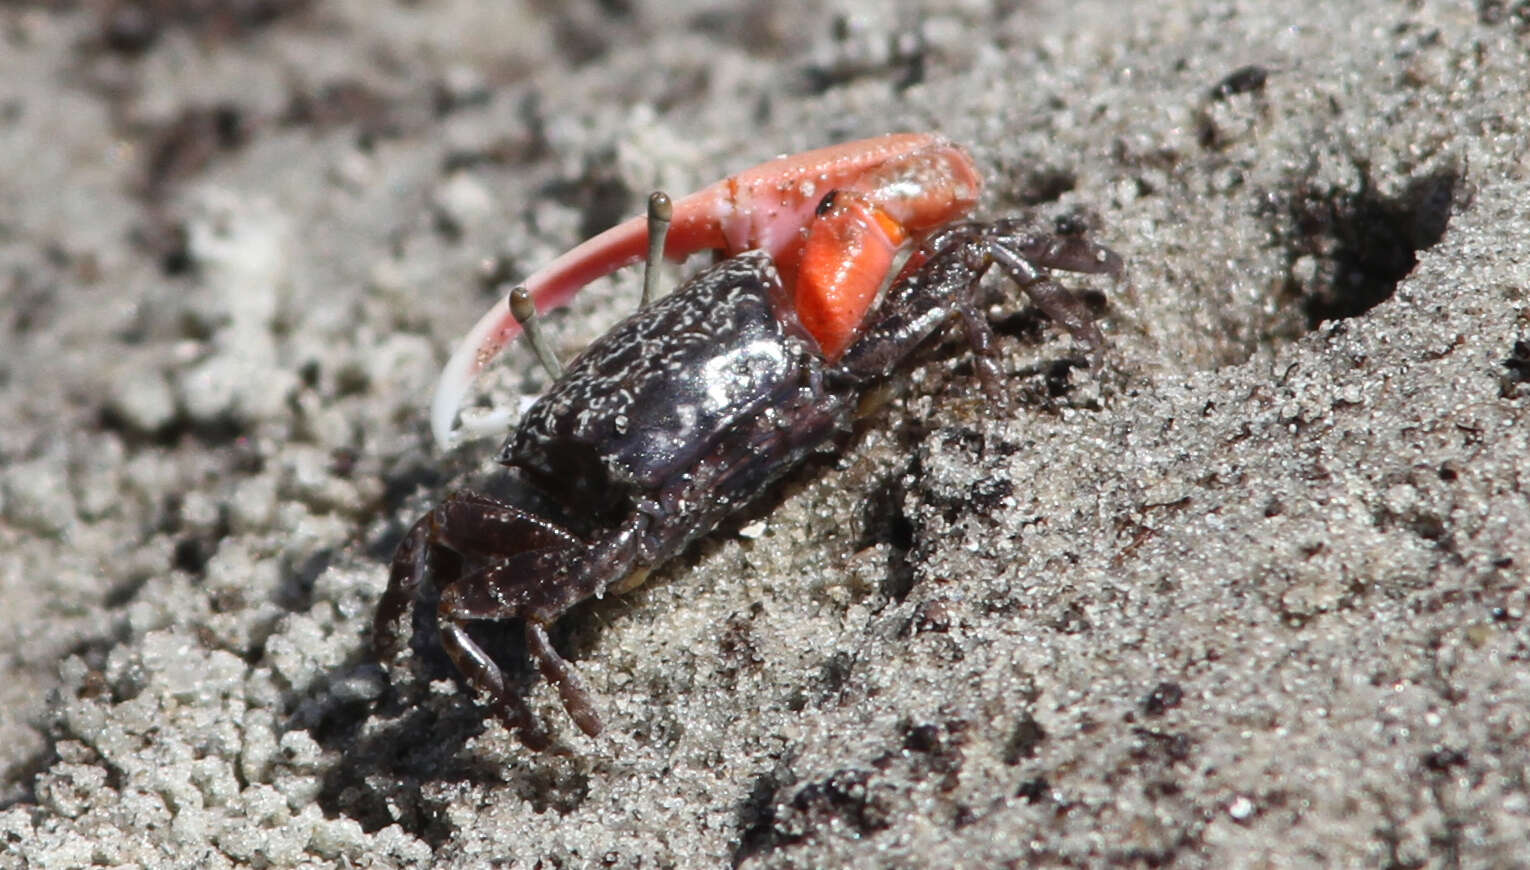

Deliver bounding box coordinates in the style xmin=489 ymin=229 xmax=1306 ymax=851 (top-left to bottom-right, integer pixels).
xmin=430 ymin=132 xmax=978 ymax=447
xmin=372 ymin=513 xmax=435 ymax=662
xmin=436 ymin=569 xmax=553 ymax=749
xmin=525 ymin=620 xmax=602 ymax=737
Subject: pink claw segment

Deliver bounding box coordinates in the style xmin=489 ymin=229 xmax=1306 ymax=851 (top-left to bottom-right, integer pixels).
xmin=431 ymin=132 xmax=981 ymax=447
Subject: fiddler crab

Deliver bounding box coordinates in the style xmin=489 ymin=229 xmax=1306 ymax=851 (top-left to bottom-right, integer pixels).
xmin=374 ymin=132 xmax=1122 ymax=748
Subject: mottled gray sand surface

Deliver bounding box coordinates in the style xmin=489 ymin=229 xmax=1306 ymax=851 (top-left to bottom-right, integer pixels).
xmin=2 ymin=1 xmax=1527 ymax=867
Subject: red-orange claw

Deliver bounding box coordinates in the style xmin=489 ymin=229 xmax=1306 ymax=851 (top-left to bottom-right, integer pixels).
xmin=792 ymin=141 xmax=981 ymax=360
xmin=796 ymin=191 xmax=909 ymax=360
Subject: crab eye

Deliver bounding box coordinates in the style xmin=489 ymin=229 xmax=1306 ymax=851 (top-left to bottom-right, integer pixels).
xmin=815 ymin=190 xmax=839 ymax=216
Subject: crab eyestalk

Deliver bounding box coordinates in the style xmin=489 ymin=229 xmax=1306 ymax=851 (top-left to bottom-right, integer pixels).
xmin=509 ymin=284 xmax=563 ymax=381
xmin=641 ymin=191 xmax=673 ymax=308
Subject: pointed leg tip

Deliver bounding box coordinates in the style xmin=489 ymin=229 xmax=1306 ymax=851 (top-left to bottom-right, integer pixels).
xmin=517 ymin=722 xmax=553 ymax=751
xmin=371 ymin=633 xmax=397 ymax=663
xmin=1102 ymin=250 xmax=1126 ymax=278
xmin=573 ymin=709 xmax=604 ymax=738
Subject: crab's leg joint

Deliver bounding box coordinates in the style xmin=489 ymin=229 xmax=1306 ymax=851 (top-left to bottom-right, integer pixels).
xmin=641 ymin=191 xmax=673 ymax=308
xmin=987 ymin=231 xmax=1118 ymax=369
xmin=510 ymin=284 xmax=563 ymax=381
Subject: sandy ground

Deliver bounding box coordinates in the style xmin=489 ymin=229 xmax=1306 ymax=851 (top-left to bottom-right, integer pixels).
xmin=2 ymin=0 xmax=1528 ymax=867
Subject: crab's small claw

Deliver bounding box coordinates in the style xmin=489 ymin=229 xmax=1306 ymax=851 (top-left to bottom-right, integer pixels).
xmin=795 ymin=190 xmax=909 ymax=360
xmin=430 ymin=132 xmax=980 ymax=448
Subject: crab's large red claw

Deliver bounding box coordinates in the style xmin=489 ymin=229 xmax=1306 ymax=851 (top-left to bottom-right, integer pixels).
xmin=430 ymin=132 xmax=980 ymax=448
